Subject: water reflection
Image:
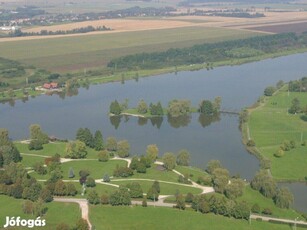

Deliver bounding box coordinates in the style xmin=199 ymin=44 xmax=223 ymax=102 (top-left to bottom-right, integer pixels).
xmin=198 ymin=113 xmax=221 ymax=128
xmin=108 ymin=113 xmax=224 ymax=129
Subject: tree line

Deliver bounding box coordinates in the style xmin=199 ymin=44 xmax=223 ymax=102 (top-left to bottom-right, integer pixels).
xmin=109 ymin=97 xmax=221 ymax=117
xmin=9 ymin=26 xmax=111 ymax=37
xmin=108 ymin=33 xmax=307 ymax=70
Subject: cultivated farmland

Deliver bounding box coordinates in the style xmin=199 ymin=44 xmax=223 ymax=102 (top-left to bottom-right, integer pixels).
xmin=0 ymin=26 xmax=260 ymax=72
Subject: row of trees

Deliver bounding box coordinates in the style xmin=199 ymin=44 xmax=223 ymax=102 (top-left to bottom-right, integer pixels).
xmin=87 ymin=181 xmax=161 ymax=206
xmin=108 ymin=33 xmax=306 ymax=70
xmin=10 ymin=26 xmax=111 ymax=37
xmin=111 ymin=98 xmax=222 ymax=117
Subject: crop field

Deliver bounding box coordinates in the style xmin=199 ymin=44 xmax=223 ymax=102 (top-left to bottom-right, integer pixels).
xmin=0 ymin=26 xmax=259 ymax=72
xmin=248 ymin=89 xmax=307 ymax=180
xmin=245 ymin=21 xmax=307 ymax=34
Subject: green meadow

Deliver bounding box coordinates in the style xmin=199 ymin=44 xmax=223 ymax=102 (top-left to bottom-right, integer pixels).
xmin=248 ymin=88 xmax=307 ymax=180
xmin=0 ymin=195 xmax=80 ymax=229
xmin=89 ymin=205 xmax=303 ymax=230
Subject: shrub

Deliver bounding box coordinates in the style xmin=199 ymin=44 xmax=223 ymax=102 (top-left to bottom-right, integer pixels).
xmin=246 ymin=139 xmax=255 ymax=147
xmin=274 ymin=148 xmax=284 ymax=158
xmin=262 ymin=208 xmax=272 ymax=215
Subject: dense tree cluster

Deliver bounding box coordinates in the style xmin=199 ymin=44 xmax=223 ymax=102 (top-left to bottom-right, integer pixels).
xmin=0 ymin=129 xmax=22 ymax=167
xmin=198 ymin=97 xmax=221 ymax=115
xmin=289 ymin=77 xmax=307 ymax=92
xmin=167 ymin=99 xmax=191 ymax=117
xmin=191 ymin=194 xmax=250 ymax=220
xmin=251 ymin=170 xmax=293 ymax=208
xmin=76 ymin=128 xmax=104 ymax=151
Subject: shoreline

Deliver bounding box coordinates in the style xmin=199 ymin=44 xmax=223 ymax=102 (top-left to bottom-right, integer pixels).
xmin=1 ymin=48 xmax=307 ymax=104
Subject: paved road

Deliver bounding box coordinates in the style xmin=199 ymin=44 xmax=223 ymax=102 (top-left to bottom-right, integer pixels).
xmin=53 ymin=197 xmax=92 ymax=230
xmin=251 ymin=214 xmax=307 ymax=226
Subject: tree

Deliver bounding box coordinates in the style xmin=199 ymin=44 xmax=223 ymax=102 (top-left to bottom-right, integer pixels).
xmin=224 ymin=178 xmax=245 ymax=199
xmin=106 ymin=137 xmax=117 ymax=151
xmin=212 ymin=168 xmax=229 ymax=193
xmin=167 ymin=99 xmax=191 ymax=117
xmin=110 ymin=100 xmax=122 ymax=115
xmin=140 ymin=155 xmax=151 ymax=168
xmin=103 ymin=173 xmax=110 ymax=182
xmin=152 ymin=181 xmax=160 ymax=194
xmin=251 ymin=203 xmax=261 ymax=213
xmin=40 ymin=188 xmax=53 ymax=202
xmin=274 ymin=187 xmax=293 ymax=209
xmin=74 ymin=218 xmax=89 ymax=230
xmin=176 ymin=149 xmax=190 ymax=166
xmin=117 ymin=140 xmax=130 ymax=158
xmin=86 ymin=177 xmax=96 ymax=187
xmin=185 ymin=193 xmax=194 ymax=203
xmin=127 ymin=182 xmax=143 ymax=198
xmin=109 ymin=187 xmax=131 ymax=206
xmin=274 ymin=148 xmax=284 ymax=158
xmin=147 ymin=187 xmax=159 ymax=201
xmin=137 ymin=99 xmax=148 ymax=114
xmin=65 ymin=140 xmax=87 ymax=159
xmin=206 ymin=160 xmax=222 ymax=174
xmin=100 ymin=193 xmax=109 ymax=205
xmin=0 ymin=145 xmax=22 ymax=166
xmin=233 ymin=201 xmax=250 ymax=220
xmin=33 ymin=162 xmax=47 ymax=175
xmin=68 ymin=167 xmax=75 ymax=178
xmin=136 ymin=162 xmax=146 ymax=173
xmin=113 ymin=166 xmax=133 ymax=177
xmin=29 ymin=124 xmax=49 ymax=144
xmin=22 ymin=200 xmax=34 ymax=215
xmin=76 ymin=128 xmax=94 ymax=148
xmin=28 ymin=139 xmax=43 ymax=150
xmin=142 ymin=197 xmax=147 ymax=207
xmin=146 ymin=144 xmax=159 ymax=163
xmin=87 ymin=190 xmax=100 ymax=205
xmin=98 ymin=150 xmax=109 ymax=162
xmin=54 ymin=180 xmax=66 ymax=196
xmin=93 ymin=130 xmax=104 ymax=151
xmin=199 ymin=100 xmax=215 ymax=115
xmin=175 ymin=194 xmax=186 ymax=210
xmin=129 ymin=156 xmax=139 ymax=170
xmin=66 ymin=183 xmax=77 ymax=196
xmin=264 ymin=86 xmax=276 ymax=96
xmin=162 ymin=152 xmax=176 ymax=170
xmin=289 ymin=97 xmax=301 ymax=114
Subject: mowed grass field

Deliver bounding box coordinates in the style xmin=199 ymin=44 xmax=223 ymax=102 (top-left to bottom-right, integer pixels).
xmin=89 ymin=205 xmax=302 ymax=230
xmin=0 ymin=195 xmax=80 ymax=229
xmin=248 ymin=89 xmax=307 ymax=180
xmin=0 ymin=26 xmax=260 ymax=72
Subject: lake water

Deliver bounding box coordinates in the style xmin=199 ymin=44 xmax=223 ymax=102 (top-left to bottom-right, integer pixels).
xmin=1 ymin=53 xmax=307 ymax=184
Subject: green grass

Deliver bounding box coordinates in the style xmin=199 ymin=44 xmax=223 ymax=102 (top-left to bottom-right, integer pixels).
xmin=61 ymin=159 xmax=127 ymax=180
xmin=248 ymin=89 xmax=307 ymax=180
xmin=20 ymin=154 xmax=46 ymax=168
xmin=175 ymin=165 xmax=209 ymax=182
xmin=90 ymin=205 xmax=301 ymax=230
xmin=0 ymin=195 xmax=80 ymax=229
xmin=0 ymin=26 xmax=259 ymax=72
xmin=130 ymin=165 xmax=179 ymax=183
xmin=15 ymin=142 xmax=67 ymax=157
xmin=111 ymin=180 xmax=202 ymax=195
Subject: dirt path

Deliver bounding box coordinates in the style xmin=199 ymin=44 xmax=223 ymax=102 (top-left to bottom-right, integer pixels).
xmin=53 ymin=197 xmax=92 ymax=229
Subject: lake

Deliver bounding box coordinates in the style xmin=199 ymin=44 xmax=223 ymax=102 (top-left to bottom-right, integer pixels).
xmin=1 ymin=53 xmax=307 ymax=183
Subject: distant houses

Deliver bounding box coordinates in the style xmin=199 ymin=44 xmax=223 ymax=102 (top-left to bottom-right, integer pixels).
xmin=43 ymin=82 xmax=58 ymax=90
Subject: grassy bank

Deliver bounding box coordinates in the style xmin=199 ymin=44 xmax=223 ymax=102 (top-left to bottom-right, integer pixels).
xmin=245 ymin=86 xmax=307 ymax=181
